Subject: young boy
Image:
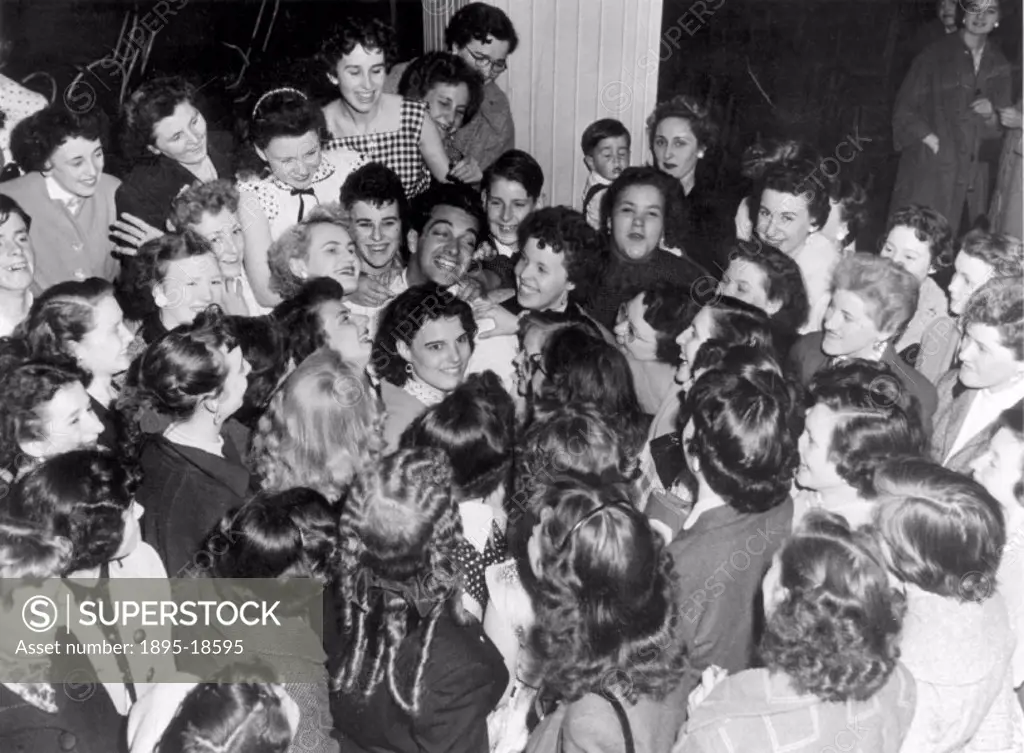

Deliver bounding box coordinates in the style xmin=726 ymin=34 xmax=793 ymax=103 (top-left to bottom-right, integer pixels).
xmin=475 ymin=149 xmax=544 ymax=290
xmin=580 ymin=118 xmax=631 ymax=230
xmin=879 ymin=204 xmax=953 ymax=359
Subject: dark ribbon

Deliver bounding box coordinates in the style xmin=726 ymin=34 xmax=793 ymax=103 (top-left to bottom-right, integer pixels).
xmin=291 ymin=187 xmax=317 ymax=222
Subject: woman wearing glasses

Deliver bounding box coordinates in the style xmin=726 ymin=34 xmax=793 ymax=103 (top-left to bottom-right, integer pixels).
xmin=385 ymin=3 xmax=518 ymax=173
xmin=319 ymin=18 xmax=450 ymax=200
xmin=522 ymin=474 xmax=690 ymax=753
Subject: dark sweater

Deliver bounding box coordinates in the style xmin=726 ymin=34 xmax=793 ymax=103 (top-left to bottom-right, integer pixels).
xmin=137 ymin=433 xmax=253 ymax=576
xmin=330 ymin=610 xmax=508 ymax=753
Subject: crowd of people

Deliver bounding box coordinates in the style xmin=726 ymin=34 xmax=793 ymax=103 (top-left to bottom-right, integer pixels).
xmin=0 ymin=1 xmax=1022 ymax=751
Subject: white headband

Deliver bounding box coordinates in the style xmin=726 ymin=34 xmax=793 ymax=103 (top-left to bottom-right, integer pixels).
xmin=252 ymin=87 xmax=308 ymax=120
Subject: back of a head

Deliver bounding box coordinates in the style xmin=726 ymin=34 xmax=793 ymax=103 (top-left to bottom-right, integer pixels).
xmin=0 ymin=519 xmax=72 ymax=579
xmin=874 ymin=456 xmax=1005 ymax=603
xmin=226 ymin=314 xmax=287 ymax=429
xmin=399 ymin=370 xmax=514 ymax=500
xmin=13 ymin=277 xmax=115 ymax=369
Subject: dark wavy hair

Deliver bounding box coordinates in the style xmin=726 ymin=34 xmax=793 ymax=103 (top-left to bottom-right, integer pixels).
xmin=516 ymin=206 xmax=603 ymax=302
xmin=806 ymin=360 xmax=926 ymax=497
xmin=340 ymin=161 xmax=409 ymax=219
xmin=962 ymin=276 xmax=1024 ymax=361
xmin=117 ymin=306 xmax=236 ymax=458
xmin=482 ymin=148 xmax=544 ymax=200
xmin=121 ymin=231 xmax=217 ymax=323
xmin=638 ymin=285 xmax=699 ymax=363
xmin=225 ymin=314 xmax=286 ymax=430
xmin=445 ymin=2 xmax=519 ymax=52
xmin=724 ymin=240 xmax=810 ymax=334
xmin=645 ymin=94 xmax=719 ymax=153
xmin=398 ymin=51 xmax=485 ymax=127
xmin=760 ymin=510 xmax=905 ymax=702
xmin=331 ymin=448 xmax=469 ymax=716
xmin=886 ymin=205 xmax=955 ymax=269
xmin=371 ymin=283 xmax=477 ymax=387
xmin=239 ymin=88 xmax=325 ymax=177
xmin=534 ymin=327 xmax=646 ymax=473
xmin=0 ymin=194 xmax=31 ymax=231
xmin=755 ymin=159 xmax=831 ymax=231
xmin=399 ymin=371 xmax=514 ymax=500
xmin=197 ymin=487 xmax=338 ymax=584
xmin=11 ymin=450 xmax=137 ymax=574
xmin=12 ymin=277 xmax=116 ymax=378
xmin=740 ymin=137 xmax=822 ymax=181
xmin=121 ymin=76 xmax=198 ymax=162
xmin=832 ymin=178 xmax=869 ymax=248
xmin=959 ymin=229 xmax=1024 ymax=279
xmin=155 ymin=664 xmax=293 ymax=753
xmin=319 ymin=17 xmax=399 ymax=72
xmin=689 ymin=296 xmax=782 ymax=374
xmin=10 ymin=106 xmax=105 ymax=172
xmin=408 ymin=181 xmax=487 ymax=235
xmin=874 ymin=457 xmax=1005 ymax=603
xmin=527 ymin=475 xmax=688 ymax=704
xmin=169 ymin=179 xmax=240 ymax=230
xmin=0 ymin=519 xmax=72 ymax=579
xmin=0 ymin=355 xmax=88 ymax=474
xmin=599 ymin=166 xmax=688 ymax=252
xmin=270 ymin=277 xmax=345 ymax=368
xmin=683 ymin=366 xmax=799 ymax=513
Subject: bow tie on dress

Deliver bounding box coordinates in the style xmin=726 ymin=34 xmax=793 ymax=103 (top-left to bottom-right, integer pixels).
xmin=290 ymin=187 xmax=317 ymax=222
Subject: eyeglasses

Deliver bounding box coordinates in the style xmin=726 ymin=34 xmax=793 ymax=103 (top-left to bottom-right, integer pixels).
xmin=464 ymin=47 xmax=508 ymax=74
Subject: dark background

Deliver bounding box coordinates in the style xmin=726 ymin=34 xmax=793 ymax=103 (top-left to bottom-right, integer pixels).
xmin=2 ymin=0 xmax=1021 ymax=245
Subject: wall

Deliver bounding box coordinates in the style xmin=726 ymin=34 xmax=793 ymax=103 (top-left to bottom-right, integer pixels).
xmin=423 ymin=0 xmax=664 ymax=207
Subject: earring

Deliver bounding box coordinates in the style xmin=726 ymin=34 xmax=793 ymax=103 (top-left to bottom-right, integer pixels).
xmin=405 ymin=363 xmax=414 ymax=375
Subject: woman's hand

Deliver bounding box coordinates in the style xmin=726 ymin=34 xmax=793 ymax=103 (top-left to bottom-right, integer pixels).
xmin=110 ymin=213 xmax=166 ymax=254
xmin=998 ymin=106 xmax=1023 ymax=130
xmin=349 ymin=275 xmax=394 ymax=307
xmin=473 ymin=299 xmax=520 ymax=340
xmin=971 ymin=98 xmax=994 ymax=119
xmin=449 ymin=157 xmax=483 ymax=185
xmin=687 ymin=665 xmax=728 ymax=714
xmin=922 ymin=134 xmax=940 ymax=154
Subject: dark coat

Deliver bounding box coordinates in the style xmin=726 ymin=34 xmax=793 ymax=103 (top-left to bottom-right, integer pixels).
xmin=789 ymin=332 xmax=939 ymax=435
xmin=891 ymin=33 xmax=1012 ymax=233
xmin=330 ymin=610 xmax=508 ymax=753
xmin=137 ymin=433 xmax=253 ymax=576
xmin=930 ymin=369 xmax=1024 ymax=474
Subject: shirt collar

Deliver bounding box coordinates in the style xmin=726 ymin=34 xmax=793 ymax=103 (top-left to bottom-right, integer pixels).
xmin=45 ymin=175 xmax=82 ymax=211
xmin=269 ymin=157 xmax=334 ymax=194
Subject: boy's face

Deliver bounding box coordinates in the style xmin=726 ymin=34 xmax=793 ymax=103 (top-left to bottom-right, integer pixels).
xmin=880 ymin=225 xmax=934 ymax=282
xmin=349 ymin=199 xmax=403 ymax=271
xmin=483 ymin=177 xmax=537 ymax=248
xmin=190 ymin=208 xmax=245 ymax=278
xmin=585 ymin=135 xmax=630 ymax=182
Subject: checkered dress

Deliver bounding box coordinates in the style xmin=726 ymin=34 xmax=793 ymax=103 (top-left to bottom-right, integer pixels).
xmin=324 ymin=98 xmax=431 ymax=199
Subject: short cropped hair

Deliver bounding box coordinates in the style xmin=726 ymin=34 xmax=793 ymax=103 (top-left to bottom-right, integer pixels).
xmin=639 ymin=286 xmax=698 ymax=363
xmin=581 ymin=118 xmax=631 ymax=156
xmin=516 ymin=206 xmax=602 ymax=295
xmin=683 ymin=368 xmax=799 ymax=513
xmin=886 ymin=205 xmax=955 ymax=269
xmin=756 ymin=159 xmax=831 ymax=231
xmin=267 ymin=204 xmax=351 ymax=299
xmin=959 ymin=230 xmax=1024 ymax=279
xmin=874 ymin=456 xmax=1005 ymax=602
xmin=726 ymin=240 xmax=810 ymax=333
xmin=961 ymin=276 xmax=1024 ymax=361
xmin=10 ymin=107 xmax=105 ymax=172
xmin=482 ymin=149 xmax=544 ymax=200
xmin=808 ymin=360 xmax=927 ymax=497
xmin=445 ymin=2 xmax=519 ymax=53
xmin=169 ymin=179 xmax=240 ymax=230
xmin=832 ymin=253 xmax=919 ymax=338
xmin=398 ymin=51 xmax=484 ymax=126
xmin=271 ymin=277 xmax=347 ymax=367
xmin=400 ymin=371 xmax=514 ymax=499
xmin=646 ymin=94 xmax=719 ymax=153
xmin=340 ymin=161 xmax=409 ymax=220
xmin=408 ymin=182 xmax=487 ymax=235
xmin=319 ymin=17 xmax=398 ymax=72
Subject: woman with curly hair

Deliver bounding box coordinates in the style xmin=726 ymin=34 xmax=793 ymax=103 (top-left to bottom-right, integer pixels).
xmin=794 ymin=359 xmax=927 ymax=527
xmin=523 ymin=475 xmax=689 ymax=753
xmin=874 ymin=457 xmax=1020 ymax=751
xmin=266 ymin=204 xmax=361 ymax=302
xmin=270 ymin=277 xmax=371 ymax=370
xmin=237 ymin=87 xmax=365 ymax=308
xmin=13 ymin=277 xmax=134 ymax=449
xmin=0 ymin=353 xmax=103 ymax=481
xmin=250 ymin=348 xmax=382 ymax=505
xmin=319 ymin=18 xmax=450 ymax=199
xmin=118 ymin=306 xmax=252 ymax=574
xmin=676 ymin=510 xmax=916 ymax=752
xmin=328 ymin=448 xmax=508 ymax=753
xmin=584 ymin=166 xmax=713 ymax=331
xmin=0 ymin=106 xmax=120 ymax=288
xmin=371 ymin=283 xmax=477 ymax=448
